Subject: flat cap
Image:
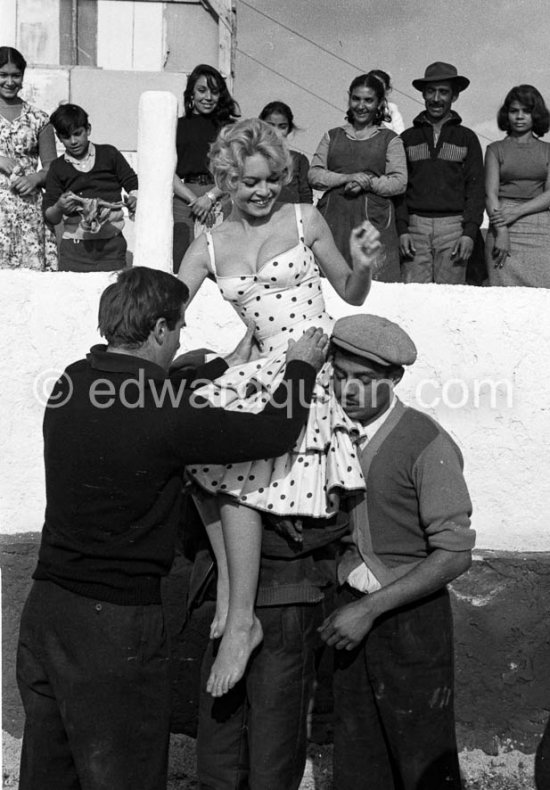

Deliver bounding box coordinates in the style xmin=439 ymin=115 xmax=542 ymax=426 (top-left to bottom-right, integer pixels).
xmin=331 ymin=315 xmax=417 ymax=366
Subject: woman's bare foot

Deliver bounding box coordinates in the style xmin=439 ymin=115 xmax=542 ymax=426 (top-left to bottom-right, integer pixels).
xmin=206 ymin=615 xmax=263 ymax=697
xmin=210 ymin=574 xmax=229 ymax=639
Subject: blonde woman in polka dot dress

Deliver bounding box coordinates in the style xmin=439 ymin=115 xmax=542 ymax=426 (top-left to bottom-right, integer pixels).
xmin=179 ymin=118 xmax=381 ymax=697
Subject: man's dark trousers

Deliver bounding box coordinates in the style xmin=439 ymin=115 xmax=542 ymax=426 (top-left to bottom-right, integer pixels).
xmin=197 ymin=602 xmax=320 ymax=790
xmin=333 ymin=586 xmax=462 ymax=790
xmin=536 ymin=714 xmax=550 ymax=789
xmin=17 ymin=580 xmax=171 ymax=790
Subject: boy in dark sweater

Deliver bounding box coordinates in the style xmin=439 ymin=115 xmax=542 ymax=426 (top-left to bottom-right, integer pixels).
xmin=395 ymin=62 xmax=484 ymax=284
xmin=44 ymin=103 xmax=138 ymax=272
xmin=16 ymin=266 xmax=329 ymax=790
xmin=319 ymin=314 xmax=475 ymax=790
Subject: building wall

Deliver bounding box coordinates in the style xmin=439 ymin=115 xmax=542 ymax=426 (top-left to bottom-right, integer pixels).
xmin=1 ymin=272 xmax=549 ymax=549
xmin=2 ymin=0 xmax=220 ymax=69
xmin=234 ymin=0 xmax=550 ymax=162
xmin=14 ymin=0 xmax=61 ymax=64
xmin=1 ymin=0 xmax=226 ymax=153
xmin=19 ymin=66 xmax=185 ymax=155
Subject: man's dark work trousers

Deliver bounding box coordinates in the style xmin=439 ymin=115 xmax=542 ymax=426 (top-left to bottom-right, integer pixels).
xmin=17 ymin=580 xmax=171 ymax=790
xmin=333 ymin=587 xmax=462 ymax=790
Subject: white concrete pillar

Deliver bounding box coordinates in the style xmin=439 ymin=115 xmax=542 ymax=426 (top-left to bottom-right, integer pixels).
xmin=133 ymin=91 xmax=177 ymax=272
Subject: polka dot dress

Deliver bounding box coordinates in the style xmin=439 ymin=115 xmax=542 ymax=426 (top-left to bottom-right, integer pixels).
xmin=188 ymin=204 xmax=366 ymax=518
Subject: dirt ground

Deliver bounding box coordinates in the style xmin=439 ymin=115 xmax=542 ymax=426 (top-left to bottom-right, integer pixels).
xmin=3 ymin=730 xmax=535 ymax=789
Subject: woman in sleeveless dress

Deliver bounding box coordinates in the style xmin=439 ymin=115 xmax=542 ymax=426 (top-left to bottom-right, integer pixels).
xmin=309 ymin=72 xmax=407 ymax=282
xmin=178 ymin=118 xmax=381 ymax=697
xmin=485 ymin=84 xmax=550 ymax=287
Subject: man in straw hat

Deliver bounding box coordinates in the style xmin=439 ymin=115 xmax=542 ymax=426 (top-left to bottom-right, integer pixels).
xmin=319 ymin=314 xmax=475 ymax=789
xmin=396 ymin=61 xmax=484 ymax=284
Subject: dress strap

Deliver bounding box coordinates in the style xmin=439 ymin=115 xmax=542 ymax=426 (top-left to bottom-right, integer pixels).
xmin=293 ymin=202 xmax=304 ymax=240
xmin=205 ymin=231 xmax=217 ymax=277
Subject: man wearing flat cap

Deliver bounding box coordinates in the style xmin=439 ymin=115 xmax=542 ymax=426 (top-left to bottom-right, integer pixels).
xmin=319 ymin=314 xmax=474 ymax=790
xmin=396 ymin=61 xmax=484 ymax=284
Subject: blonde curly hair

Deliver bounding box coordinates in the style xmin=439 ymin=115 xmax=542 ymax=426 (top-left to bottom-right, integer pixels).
xmin=208 ymin=118 xmax=293 ymax=193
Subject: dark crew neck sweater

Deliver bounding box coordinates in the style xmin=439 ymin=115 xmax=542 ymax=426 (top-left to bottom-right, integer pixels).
xmin=34 ymin=346 xmax=316 ymax=605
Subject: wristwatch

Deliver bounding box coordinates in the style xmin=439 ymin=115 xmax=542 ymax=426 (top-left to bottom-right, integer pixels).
xmin=206 ymin=190 xmax=217 ymax=203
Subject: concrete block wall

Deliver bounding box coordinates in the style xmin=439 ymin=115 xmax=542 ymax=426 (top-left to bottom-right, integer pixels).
xmin=3 ymin=272 xmax=547 ymax=548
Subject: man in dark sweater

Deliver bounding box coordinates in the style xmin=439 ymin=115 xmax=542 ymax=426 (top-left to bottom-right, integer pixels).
xmin=319 ymin=314 xmax=475 ymax=790
xmin=44 ymin=103 xmax=138 ymax=272
xmin=16 ymin=266 xmax=328 ymax=790
xmin=396 ymin=62 xmax=484 ymax=284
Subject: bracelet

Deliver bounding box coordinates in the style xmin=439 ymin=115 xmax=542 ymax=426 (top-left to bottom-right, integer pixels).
xmin=206 ymin=190 xmax=217 ymax=203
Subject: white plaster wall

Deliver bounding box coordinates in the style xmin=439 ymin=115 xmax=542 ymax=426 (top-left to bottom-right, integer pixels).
xmin=16 ymin=0 xmax=60 ymax=65
xmin=70 ymin=68 xmax=185 ymax=153
xmin=21 ymin=67 xmax=70 ymax=120
xmin=1 ymin=271 xmax=549 ymax=551
xmin=97 ymin=0 xmax=134 ymax=70
xmin=18 ymin=67 xmax=186 ymax=154
xmin=0 ymin=0 xmax=17 ymax=46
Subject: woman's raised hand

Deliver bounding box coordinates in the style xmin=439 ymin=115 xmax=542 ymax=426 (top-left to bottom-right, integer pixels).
xmin=350 ymin=220 xmax=382 ymax=271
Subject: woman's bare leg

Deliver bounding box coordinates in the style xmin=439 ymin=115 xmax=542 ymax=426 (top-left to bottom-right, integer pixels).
xmin=194 ymin=494 xmax=229 ymax=639
xmin=206 ymin=496 xmax=263 ymax=698
xmin=204 ymin=517 xmax=229 ymax=640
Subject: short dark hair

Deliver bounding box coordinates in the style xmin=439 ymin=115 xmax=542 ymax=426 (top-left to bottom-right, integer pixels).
xmin=0 ymin=47 xmax=26 ymax=73
xmin=259 ymin=101 xmax=297 ymax=134
xmin=184 ymin=64 xmax=240 ymax=125
xmin=98 ymin=267 xmax=189 ymax=348
xmin=346 ymin=73 xmax=390 ymax=125
xmin=50 ymin=104 xmax=90 ymax=137
xmin=497 ymin=85 xmax=550 ymax=137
